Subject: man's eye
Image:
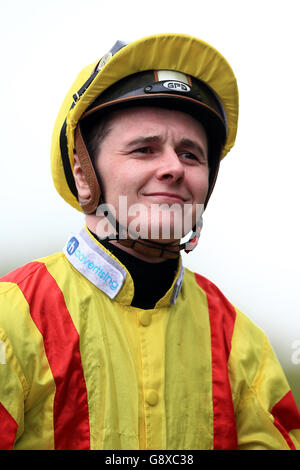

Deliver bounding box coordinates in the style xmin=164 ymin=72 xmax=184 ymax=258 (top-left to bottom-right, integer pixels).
xmin=133 ymin=147 xmax=152 ymax=154
xmin=180 ymin=152 xmax=198 ymax=161
xmin=180 ymin=152 xmax=207 ymax=164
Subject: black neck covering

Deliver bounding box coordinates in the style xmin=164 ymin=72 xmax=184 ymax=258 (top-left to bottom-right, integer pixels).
xmin=89 ymin=230 xmax=179 ymax=309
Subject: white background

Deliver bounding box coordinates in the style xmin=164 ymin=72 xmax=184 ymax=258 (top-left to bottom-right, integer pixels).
xmin=0 ymin=0 xmax=299 ymax=402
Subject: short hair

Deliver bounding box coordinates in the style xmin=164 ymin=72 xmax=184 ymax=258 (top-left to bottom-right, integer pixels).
xmin=80 ymin=113 xmax=113 ymax=163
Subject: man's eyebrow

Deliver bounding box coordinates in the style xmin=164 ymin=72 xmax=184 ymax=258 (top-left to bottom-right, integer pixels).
xmin=179 ymin=138 xmax=207 ymax=160
xmin=124 ymin=135 xmax=162 ymax=148
xmin=124 ymin=135 xmax=207 ymax=159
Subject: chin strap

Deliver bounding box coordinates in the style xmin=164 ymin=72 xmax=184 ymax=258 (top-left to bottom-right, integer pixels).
xmin=183 ymin=220 xmax=203 ymax=254
xmin=117 ymin=238 xmax=182 ymax=259
xmin=116 ymin=229 xmax=201 ymax=259
xmin=95 ymin=206 xmax=203 ymax=259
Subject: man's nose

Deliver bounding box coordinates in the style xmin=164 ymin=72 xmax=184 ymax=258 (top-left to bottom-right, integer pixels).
xmin=155 ymin=148 xmax=184 ymax=182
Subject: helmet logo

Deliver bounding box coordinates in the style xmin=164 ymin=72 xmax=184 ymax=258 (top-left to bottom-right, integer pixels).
xmin=162 ymin=81 xmax=191 ymax=92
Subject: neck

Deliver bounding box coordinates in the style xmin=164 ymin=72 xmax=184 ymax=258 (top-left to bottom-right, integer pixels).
xmin=93 ymin=232 xmax=180 ymax=309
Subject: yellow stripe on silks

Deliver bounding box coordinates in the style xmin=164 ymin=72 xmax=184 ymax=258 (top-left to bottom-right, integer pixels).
xmin=44 ymin=255 xmax=215 ymax=449
xmin=0 ymin=281 xmax=55 ymax=449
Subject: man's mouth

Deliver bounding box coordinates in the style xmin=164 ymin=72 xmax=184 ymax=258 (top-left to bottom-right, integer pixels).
xmin=143 ymin=192 xmax=189 ymax=204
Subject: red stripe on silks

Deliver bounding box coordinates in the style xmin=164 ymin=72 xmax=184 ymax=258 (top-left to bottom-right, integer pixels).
xmin=2 ymin=262 xmax=90 ymax=450
xmin=271 ymin=390 xmax=300 ymax=449
xmin=0 ymin=402 xmax=18 ymax=449
xmin=273 ymin=417 xmax=296 ymax=450
xmin=195 ymin=273 xmax=238 ymax=450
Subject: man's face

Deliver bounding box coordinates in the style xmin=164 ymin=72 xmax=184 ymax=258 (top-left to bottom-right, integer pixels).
xmin=95 ymin=106 xmax=209 ymax=242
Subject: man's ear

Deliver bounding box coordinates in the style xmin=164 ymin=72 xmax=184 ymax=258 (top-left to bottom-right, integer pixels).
xmin=73 ymin=153 xmax=91 ymax=200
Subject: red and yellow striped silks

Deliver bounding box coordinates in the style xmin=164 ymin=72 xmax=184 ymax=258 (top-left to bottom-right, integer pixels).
xmin=0 ymin=238 xmax=299 ymax=450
